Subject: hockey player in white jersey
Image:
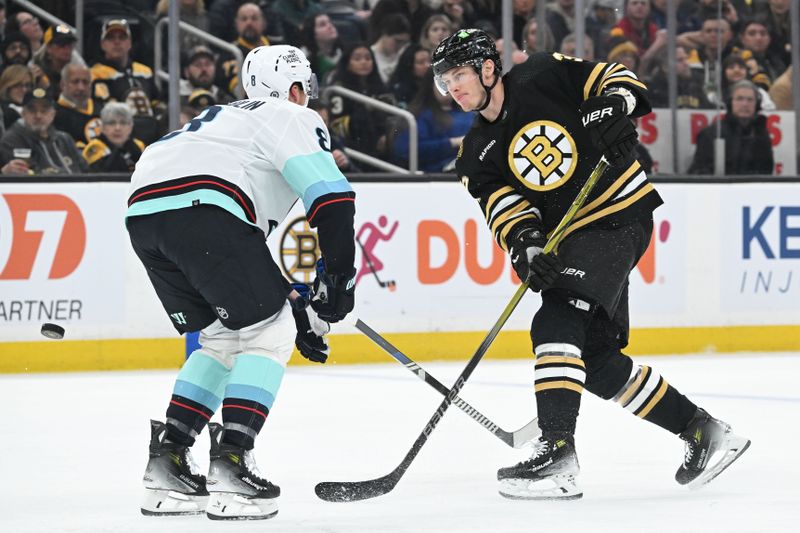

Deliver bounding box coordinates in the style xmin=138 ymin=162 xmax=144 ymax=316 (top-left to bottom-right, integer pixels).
xmin=126 ymin=45 xmax=356 ymax=520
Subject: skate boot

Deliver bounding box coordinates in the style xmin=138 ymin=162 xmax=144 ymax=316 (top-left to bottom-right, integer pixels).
xmin=676 ymin=408 xmax=751 ymax=489
xmin=497 ymin=434 xmax=582 ymax=500
xmin=141 ymin=419 xmax=209 ymax=516
xmin=205 ymin=423 xmax=280 ymax=520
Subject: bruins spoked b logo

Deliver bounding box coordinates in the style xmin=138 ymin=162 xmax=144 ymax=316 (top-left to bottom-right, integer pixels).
xmin=508 ymin=120 xmax=577 ymax=191
xmin=280 ymin=217 xmax=320 ymax=284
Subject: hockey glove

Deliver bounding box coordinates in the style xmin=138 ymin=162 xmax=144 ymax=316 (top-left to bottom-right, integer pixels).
xmin=311 ymin=258 xmax=356 ymax=323
xmin=508 ymin=226 xmax=563 ymax=292
xmin=579 ymin=94 xmax=638 ymax=167
xmin=290 ymin=283 xmax=331 ymax=363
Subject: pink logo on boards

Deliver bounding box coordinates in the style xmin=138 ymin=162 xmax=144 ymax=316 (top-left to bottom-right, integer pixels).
xmin=356 ymin=215 xmax=398 ymax=291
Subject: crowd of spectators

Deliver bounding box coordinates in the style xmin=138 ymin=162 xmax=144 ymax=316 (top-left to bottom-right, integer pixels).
xmin=0 ymin=0 xmax=793 ymax=175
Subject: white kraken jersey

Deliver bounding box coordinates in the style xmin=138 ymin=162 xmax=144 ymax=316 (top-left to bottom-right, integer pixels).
xmin=127 ymin=98 xmax=352 ymax=235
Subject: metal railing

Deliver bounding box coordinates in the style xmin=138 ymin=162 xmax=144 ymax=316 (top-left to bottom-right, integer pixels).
xmin=154 ymin=17 xmax=243 ymax=90
xmin=10 ymin=0 xmax=76 ymax=33
xmin=322 ymin=86 xmax=420 ymax=174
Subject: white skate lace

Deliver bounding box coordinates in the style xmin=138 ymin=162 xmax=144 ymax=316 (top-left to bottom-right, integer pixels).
xmin=184 ymin=448 xmax=202 ymax=476
xmin=243 ymin=450 xmax=267 ymax=481
xmin=517 ymin=438 xmax=550 ymax=466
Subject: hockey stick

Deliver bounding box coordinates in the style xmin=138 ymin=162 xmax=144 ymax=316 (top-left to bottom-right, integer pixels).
xmin=356 ymin=236 xmax=396 ymax=290
xmin=315 ymin=158 xmax=610 ymax=503
xmin=355 ymin=318 xmax=540 ymax=448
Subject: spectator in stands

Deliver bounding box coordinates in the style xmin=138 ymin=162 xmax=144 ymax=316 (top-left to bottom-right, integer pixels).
xmin=208 ymin=0 xmax=248 ymax=42
xmin=560 ymin=33 xmax=594 ymax=60
xmin=418 ymin=14 xmax=454 ymax=52
xmin=0 ymin=87 xmax=87 ymax=175
xmin=585 ymin=0 xmax=618 ymax=59
xmin=768 ymin=66 xmax=792 ymax=111
xmin=718 ymin=53 xmax=775 ymax=110
xmin=0 ymin=32 xmax=31 ymax=73
xmin=645 ymin=45 xmax=712 ymax=109
xmin=308 ymin=98 xmax=358 ymax=172
xmin=547 ymin=0 xmax=577 ymax=51
xmin=0 ymin=64 xmax=34 ymax=130
xmin=606 ymin=35 xmax=641 ymax=74
xmin=649 ymin=0 xmax=667 ymax=29
xmin=762 ymin=0 xmax=790 ymax=68
xmin=521 ymin=16 xmax=556 ymax=54
xmin=301 ymin=12 xmax=342 ymax=86
xmin=676 ymin=0 xmax=738 ymax=35
xmin=369 ymin=0 xmax=434 ymax=43
xmin=7 ymin=11 xmax=43 ymax=54
xmin=31 ymin=25 xmax=85 ymax=99
xmin=180 ymin=45 xmax=232 ymax=108
xmin=495 ymin=37 xmax=529 ymax=65
xmin=689 ymin=80 xmax=773 ymax=175
xmin=82 ymin=102 xmax=144 ymax=173
xmin=389 ymin=43 xmax=430 ymax=107
xmin=511 ymin=0 xmax=536 ymax=50
xmin=219 ymin=2 xmax=271 ymax=97
xmin=736 ymin=18 xmax=785 ymax=85
xmin=274 ymin=0 xmax=321 ymax=45
xmin=614 ymin=0 xmax=659 ymax=56
xmin=682 ymin=16 xmax=734 ymax=103
xmin=91 ymin=19 xmax=160 ymax=116
xmin=438 ymin=0 xmax=475 ymax=29
xmin=327 ymin=43 xmax=391 ymax=159
xmin=0 ymin=1 xmax=5 ymax=43
xmin=186 ymin=88 xmax=217 ymax=111
xmin=156 ymin=0 xmax=211 ymax=54
xmin=370 ymin=13 xmax=411 ymax=84
xmin=54 ymin=64 xmax=102 ymax=149
xmin=392 ymin=71 xmax=473 ymax=172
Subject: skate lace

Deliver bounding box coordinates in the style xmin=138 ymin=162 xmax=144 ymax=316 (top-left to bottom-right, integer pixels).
xmin=517 ymin=438 xmax=550 ymax=467
xmin=243 ymin=450 xmax=271 ymax=484
xmin=184 ymin=447 xmax=202 ymax=476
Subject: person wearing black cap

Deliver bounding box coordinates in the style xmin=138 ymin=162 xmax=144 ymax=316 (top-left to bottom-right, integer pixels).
xmin=0 ymin=32 xmax=31 ymax=74
xmin=31 ymin=24 xmax=85 ymax=99
xmin=179 ymin=45 xmax=231 ymax=108
xmin=90 ymin=19 xmax=160 ymax=115
xmin=0 ymin=87 xmax=88 ymax=174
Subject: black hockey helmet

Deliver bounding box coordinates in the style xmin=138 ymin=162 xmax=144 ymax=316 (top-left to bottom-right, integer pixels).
xmin=431 ymin=28 xmax=502 ymax=110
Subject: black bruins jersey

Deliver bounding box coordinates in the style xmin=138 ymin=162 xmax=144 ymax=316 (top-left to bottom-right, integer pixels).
xmin=54 ymin=96 xmax=102 ymax=148
xmin=456 ymin=52 xmax=663 ymax=253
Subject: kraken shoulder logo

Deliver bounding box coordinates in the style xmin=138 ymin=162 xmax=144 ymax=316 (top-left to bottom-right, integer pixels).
xmin=280 ymin=216 xmax=320 ymax=283
xmin=507 ymin=120 xmax=577 ymax=191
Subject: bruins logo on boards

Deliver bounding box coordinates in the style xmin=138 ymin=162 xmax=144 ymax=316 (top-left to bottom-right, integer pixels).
xmin=507 ymin=120 xmax=577 ymax=191
xmin=280 ymin=217 xmax=320 ymax=284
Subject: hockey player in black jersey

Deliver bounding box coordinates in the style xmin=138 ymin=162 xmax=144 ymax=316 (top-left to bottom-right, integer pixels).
xmin=432 ymin=29 xmax=750 ymax=500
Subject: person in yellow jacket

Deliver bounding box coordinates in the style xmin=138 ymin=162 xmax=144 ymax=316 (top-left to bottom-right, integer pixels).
xmin=82 ymin=102 xmax=144 ymax=172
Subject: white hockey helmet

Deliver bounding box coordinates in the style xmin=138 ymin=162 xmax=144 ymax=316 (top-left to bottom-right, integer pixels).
xmin=242 ymin=45 xmax=319 ymax=105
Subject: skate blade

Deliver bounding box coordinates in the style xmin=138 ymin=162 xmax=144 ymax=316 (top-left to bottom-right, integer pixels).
xmin=498 ymin=476 xmax=583 ymax=500
xmin=687 ymin=433 xmax=751 ymax=490
xmin=140 ymin=489 xmax=208 ymax=516
xmin=206 ymin=492 xmax=279 ymax=520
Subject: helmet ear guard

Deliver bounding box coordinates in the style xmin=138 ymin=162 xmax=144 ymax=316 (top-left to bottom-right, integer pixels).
xmin=242 ymin=45 xmax=319 ymax=105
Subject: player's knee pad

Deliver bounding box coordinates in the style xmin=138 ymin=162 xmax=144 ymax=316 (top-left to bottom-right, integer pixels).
xmin=237 ymin=301 xmax=294 ymax=367
xmin=583 ymin=348 xmax=634 ymax=400
xmin=531 ymin=289 xmax=596 ymax=350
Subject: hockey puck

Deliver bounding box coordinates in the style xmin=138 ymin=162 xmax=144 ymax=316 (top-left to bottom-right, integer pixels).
xmin=41 ymin=323 xmax=65 ymax=340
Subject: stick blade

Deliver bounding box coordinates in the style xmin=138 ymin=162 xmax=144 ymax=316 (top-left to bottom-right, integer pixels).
xmin=315 ymin=475 xmax=397 ymax=502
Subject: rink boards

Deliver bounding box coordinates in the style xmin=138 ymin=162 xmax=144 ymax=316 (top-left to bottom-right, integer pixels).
xmin=0 ymin=180 xmax=798 ymax=372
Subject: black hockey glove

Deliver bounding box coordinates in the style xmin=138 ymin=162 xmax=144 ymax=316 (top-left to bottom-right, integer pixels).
xmin=508 ymin=226 xmax=563 ymax=292
xmin=579 ymin=94 xmax=638 ymax=167
xmin=290 ymin=283 xmax=330 ymax=363
xmin=311 ymin=258 xmax=356 ymax=323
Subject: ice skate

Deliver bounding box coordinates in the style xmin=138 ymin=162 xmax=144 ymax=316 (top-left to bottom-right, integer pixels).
xmin=497 ymin=435 xmax=582 ymax=500
xmin=205 ymin=423 xmax=280 ymax=520
xmin=141 ymin=419 xmax=209 ymax=516
xmin=676 ymin=408 xmax=751 ymax=489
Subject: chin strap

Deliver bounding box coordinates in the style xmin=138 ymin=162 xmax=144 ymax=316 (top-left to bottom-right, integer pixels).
xmin=475 ymin=69 xmax=501 ymax=112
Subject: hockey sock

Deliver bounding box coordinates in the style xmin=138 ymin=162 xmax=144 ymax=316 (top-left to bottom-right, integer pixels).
xmin=534 ymin=343 xmax=586 ymax=437
xmin=165 ymin=351 xmax=230 ymax=446
xmin=221 ymin=354 xmax=285 ymax=450
xmin=613 ymin=365 xmax=698 ymax=434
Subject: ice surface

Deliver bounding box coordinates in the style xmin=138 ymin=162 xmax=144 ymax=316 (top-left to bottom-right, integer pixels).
xmin=2 ymin=353 xmax=798 ymax=532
